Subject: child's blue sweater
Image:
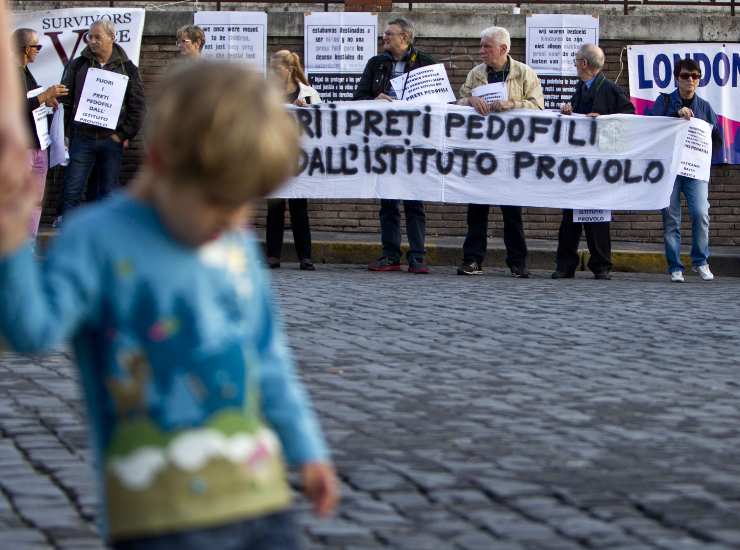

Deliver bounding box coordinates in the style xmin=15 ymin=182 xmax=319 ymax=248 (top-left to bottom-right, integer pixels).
xmin=0 ymin=193 xmax=328 ymax=540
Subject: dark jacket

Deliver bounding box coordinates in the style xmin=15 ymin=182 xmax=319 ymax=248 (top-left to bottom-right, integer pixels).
xmin=353 ymin=46 xmax=436 ymax=100
xmin=20 ymin=66 xmax=45 ymax=149
xmin=570 ymin=72 xmax=635 ymax=116
xmin=648 ymin=88 xmax=723 ymax=155
xmin=60 ymin=43 xmax=144 ymax=140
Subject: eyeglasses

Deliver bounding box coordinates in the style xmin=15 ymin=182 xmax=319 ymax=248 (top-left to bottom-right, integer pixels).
xmin=383 ymin=31 xmax=402 ymax=37
xmin=176 ymin=39 xmax=193 ymax=46
xmin=678 ymin=72 xmax=701 ymax=80
xmin=27 ymin=44 xmax=42 ymax=51
xmin=573 ymin=57 xmax=585 ymax=65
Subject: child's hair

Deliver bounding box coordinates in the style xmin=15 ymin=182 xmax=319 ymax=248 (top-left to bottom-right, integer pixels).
xmin=271 ymin=50 xmax=310 ymax=88
xmin=146 ymin=61 xmax=300 ymax=203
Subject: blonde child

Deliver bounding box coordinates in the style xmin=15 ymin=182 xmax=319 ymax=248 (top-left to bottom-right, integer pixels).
xmin=0 ymin=61 xmax=338 ymax=549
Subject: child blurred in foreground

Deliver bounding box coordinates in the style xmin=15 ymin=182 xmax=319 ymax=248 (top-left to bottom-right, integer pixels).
xmin=0 ymin=61 xmax=338 ymax=549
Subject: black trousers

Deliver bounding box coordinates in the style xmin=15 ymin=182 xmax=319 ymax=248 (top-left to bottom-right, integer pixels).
xmin=462 ymin=204 xmax=528 ymax=269
xmin=555 ymin=209 xmax=612 ymax=274
xmin=265 ymin=199 xmax=312 ymax=260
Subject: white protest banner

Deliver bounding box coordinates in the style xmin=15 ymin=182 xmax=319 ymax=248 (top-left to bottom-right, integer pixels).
xmin=573 ymin=209 xmax=611 ymax=223
xmin=73 ymin=68 xmax=128 ymax=130
xmin=27 ymin=87 xmax=51 ymax=149
xmin=390 ymin=63 xmax=455 ymax=103
xmin=195 ymin=11 xmax=267 ymax=72
xmin=49 ymin=105 xmax=67 ymax=167
xmin=627 ymin=43 xmax=740 ymax=165
xmin=472 ymin=82 xmax=508 ymax=103
xmin=276 ymin=103 xmax=689 ymax=210
xmin=13 ymin=8 xmax=145 ymax=89
xmin=304 ymin=12 xmax=377 ymax=102
xmin=677 ymin=118 xmax=713 ymax=181
xmin=526 ymin=14 xmax=599 ymax=110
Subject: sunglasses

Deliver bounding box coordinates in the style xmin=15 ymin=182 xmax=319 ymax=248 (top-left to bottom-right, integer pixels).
xmin=678 ymin=72 xmax=701 ymax=80
xmin=27 ymin=44 xmax=42 ymax=51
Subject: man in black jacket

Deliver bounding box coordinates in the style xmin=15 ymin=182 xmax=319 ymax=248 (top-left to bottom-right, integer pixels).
xmin=552 ymin=44 xmax=635 ymax=280
xmin=354 ymin=17 xmax=435 ymax=274
xmin=56 ymin=20 xmax=144 ymax=222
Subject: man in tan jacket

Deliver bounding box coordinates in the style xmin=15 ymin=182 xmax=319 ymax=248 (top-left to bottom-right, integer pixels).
xmin=457 ymin=26 xmax=544 ymax=277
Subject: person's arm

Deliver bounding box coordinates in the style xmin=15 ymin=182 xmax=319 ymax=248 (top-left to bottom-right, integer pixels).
xmin=511 ymin=69 xmax=544 ymax=110
xmin=0 ymin=218 xmax=103 ymax=353
xmin=613 ymin=85 xmax=636 ymax=114
xmin=117 ymin=62 xmax=144 ymax=140
xmin=353 ymin=60 xmax=376 ymax=100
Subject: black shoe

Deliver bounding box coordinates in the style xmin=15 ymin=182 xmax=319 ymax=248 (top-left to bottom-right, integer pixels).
xmin=368 ymin=256 xmax=401 ymax=272
xmin=457 ymin=261 xmax=483 ymax=275
xmin=267 ymin=257 xmax=281 ymax=269
xmin=299 ymin=259 xmax=316 ymax=271
xmin=510 ymin=266 xmax=529 ymax=278
xmin=551 ymin=270 xmax=575 ymax=279
xmin=594 ymin=271 xmax=612 ymax=280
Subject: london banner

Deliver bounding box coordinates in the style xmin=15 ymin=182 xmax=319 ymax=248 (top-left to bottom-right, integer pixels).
xmin=275 ymin=102 xmax=695 ymax=210
xmin=628 ymin=43 xmax=740 ymax=164
xmin=13 ymin=8 xmax=145 ymax=88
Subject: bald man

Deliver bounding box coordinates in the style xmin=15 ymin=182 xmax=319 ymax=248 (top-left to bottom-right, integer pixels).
xmin=553 ymin=44 xmax=635 ymax=280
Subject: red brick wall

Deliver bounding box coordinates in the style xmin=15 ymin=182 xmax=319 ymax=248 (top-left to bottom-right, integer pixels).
xmin=42 ymin=34 xmax=740 ymax=245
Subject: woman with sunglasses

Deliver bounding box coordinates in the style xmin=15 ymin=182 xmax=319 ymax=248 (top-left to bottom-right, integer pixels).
xmin=648 ymin=58 xmax=723 ymax=283
xmin=12 ymin=28 xmax=67 ymax=241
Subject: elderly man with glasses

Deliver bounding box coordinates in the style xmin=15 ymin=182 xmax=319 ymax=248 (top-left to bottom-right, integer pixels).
xmin=456 ymin=26 xmax=544 ymax=278
xmin=354 ymin=17 xmax=436 ymax=274
xmin=55 ymin=20 xmax=144 ymax=225
xmin=647 ymin=58 xmax=723 ymax=283
xmin=552 ymin=43 xmax=635 ymax=281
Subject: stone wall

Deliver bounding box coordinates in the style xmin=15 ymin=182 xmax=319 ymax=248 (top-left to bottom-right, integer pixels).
xmin=24 ymin=9 xmax=740 ymax=244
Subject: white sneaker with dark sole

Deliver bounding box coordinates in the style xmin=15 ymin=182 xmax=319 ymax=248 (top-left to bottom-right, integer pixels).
xmin=692 ymin=265 xmax=714 ymax=281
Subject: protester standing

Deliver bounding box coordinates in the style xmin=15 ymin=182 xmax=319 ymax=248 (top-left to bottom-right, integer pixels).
xmin=552 ymin=44 xmax=635 ymax=281
xmin=56 ymin=20 xmax=144 ymax=224
xmin=12 ymin=28 xmax=67 ymax=239
xmin=354 ymin=17 xmax=435 ymax=274
xmin=266 ymin=50 xmax=320 ymax=270
xmin=647 ymin=58 xmax=722 ymax=282
xmin=457 ymin=26 xmax=544 ymax=278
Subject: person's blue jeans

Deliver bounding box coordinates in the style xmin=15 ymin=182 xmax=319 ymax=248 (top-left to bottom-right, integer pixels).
xmin=379 ymin=199 xmax=426 ymax=263
xmin=111 ymin=510 xmax=302 ymax=550
xmin=62 ymin=132 xmax=123 ymax=213
xmin=661 ymin=175 xmax=710 ymax=273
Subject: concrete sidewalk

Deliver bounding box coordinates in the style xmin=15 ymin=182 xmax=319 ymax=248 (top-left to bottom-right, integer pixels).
xmin=256 ymin=230 xmax=740 ymax=277
xmin=39 ymin=229 xmax=740 ymax=277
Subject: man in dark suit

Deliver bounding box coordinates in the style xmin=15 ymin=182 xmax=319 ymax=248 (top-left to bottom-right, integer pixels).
xmin=552 ymin=44 xmax=635 ymax=280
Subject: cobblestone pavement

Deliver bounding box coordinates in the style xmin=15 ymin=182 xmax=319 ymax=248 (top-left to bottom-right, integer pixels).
xmin=1 ymin=266 xmax=740 ymax=549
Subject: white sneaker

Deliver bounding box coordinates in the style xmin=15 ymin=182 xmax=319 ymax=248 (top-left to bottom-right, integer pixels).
xmin=670 ymin=270 xmax=685 ymax=283
xmin=692 ymin=265 xmax=714 ymax=281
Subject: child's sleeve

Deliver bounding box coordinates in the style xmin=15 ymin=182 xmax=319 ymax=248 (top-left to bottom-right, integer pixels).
xmin=253 ymin=262 xmax=330 ymax=467
xmin=0 ymin=222 xmax=103 ymax=353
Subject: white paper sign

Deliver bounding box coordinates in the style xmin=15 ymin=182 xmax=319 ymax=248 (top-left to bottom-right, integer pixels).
xmin=573 ymin=209 xmax=611 ymax=223
xmin=49 ymin=105 xmax=68 ymax=167
xmin=526 ymin=14 xmax=599 ymax=76
xmin=12 ymin=8 xmax=145 ymax=89
xmin=304 ymin=12 xmax=377 ymax=74
xmin=195 ymin=11 xmax=267 ymax=72
xmin=277 ymin=103 xmax=689 ymax=211
xmin=390 ymin=64 xmax=455 ymax=103
xmin=26 ymin=87 xmax=51 ymax=149
xmin=304 ymin=12 xmax=377 ymax=102
xmin=73 ymin=68 xmax=128 ymax=130
xmin=526 ymin=14 xmax=600 ymax=110
xmin=678 ymin=118 xmax=713 ymax=181
xmin=472 ymin=82 xmax=508 ymax=103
